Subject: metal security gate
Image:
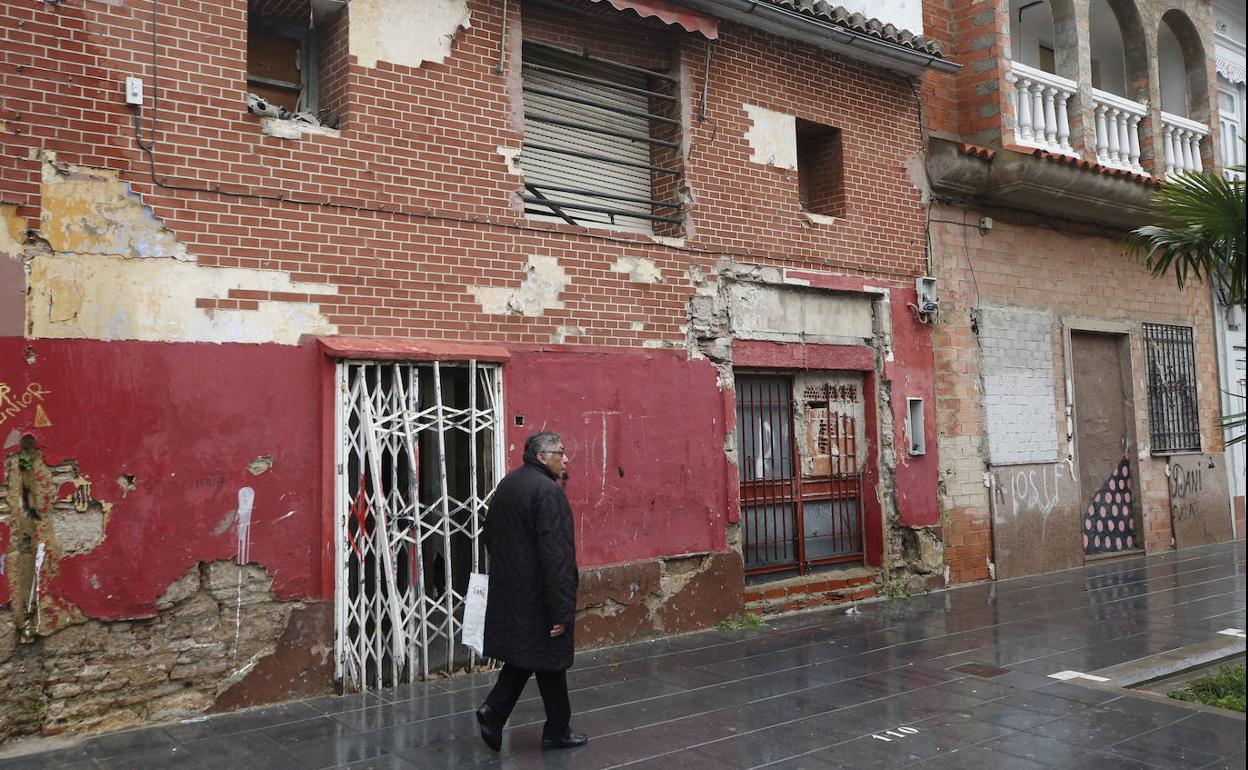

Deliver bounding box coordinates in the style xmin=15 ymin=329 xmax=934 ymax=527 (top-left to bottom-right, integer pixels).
xmin=334 ymin=360 xmax=504 ymax=691
xmin=736 ymin=375 xmax=865 ymax=576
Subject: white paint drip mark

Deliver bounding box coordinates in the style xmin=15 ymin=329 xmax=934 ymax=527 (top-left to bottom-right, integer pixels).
xmin=236 ymin=487 xmax=254 ymax=564
xmin=233 ymin=487 xmax=254 ymax=661
xmin=276 ymin=510 xmax=297 ymax=523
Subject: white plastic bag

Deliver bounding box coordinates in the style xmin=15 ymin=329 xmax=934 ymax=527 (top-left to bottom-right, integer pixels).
xmin=461 ymin=572 xmax=488 ymax=656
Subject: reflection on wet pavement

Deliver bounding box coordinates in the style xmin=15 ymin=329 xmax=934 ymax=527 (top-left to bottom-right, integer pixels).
xmin=1 ymin=541 xmax=1243 ymax=769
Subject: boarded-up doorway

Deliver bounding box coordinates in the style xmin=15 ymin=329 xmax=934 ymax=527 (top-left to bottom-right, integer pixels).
xmin=1070 ymin=332 xmax=1142 ymax=556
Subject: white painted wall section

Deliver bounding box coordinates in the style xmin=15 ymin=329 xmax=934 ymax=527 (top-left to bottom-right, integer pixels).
xmin=349 ymin=0 xmax=471 ymax=70
xmin=978 ymin=305 xmax=1059 ymax=465
xmin=743 ymin=105 xmax=798 ymax=170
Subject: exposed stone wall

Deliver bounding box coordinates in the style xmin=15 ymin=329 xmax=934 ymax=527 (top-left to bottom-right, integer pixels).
xmin=576 ymin=551 xmax=744 ymax=647
xmin=0 ymin=561 xmax=311 ymax=742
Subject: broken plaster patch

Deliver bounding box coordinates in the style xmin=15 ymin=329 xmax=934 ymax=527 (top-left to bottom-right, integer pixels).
xmin=743 ymin=105 xmax=798 ymax=170
xmin=30 ymin=160 xmax=338 ymax=344
xmin=40 ymin=161 xmax=189 ymax=261
xmin=259 ymin=118 xmax=342 ymax=141
xmin=611 ymin=256 xmax=662 ymax=284
xmin=470 ymin=255 xmax=567 ymax=316
xmin=349 ymin=0 xmax=470 ymax=70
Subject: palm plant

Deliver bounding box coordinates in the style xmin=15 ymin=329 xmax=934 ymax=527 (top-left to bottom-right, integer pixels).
xmin=1126 ymin=165 xmax=1246 ymax=445
xmin=1126 ymin=166 xmax=1245 ymax=305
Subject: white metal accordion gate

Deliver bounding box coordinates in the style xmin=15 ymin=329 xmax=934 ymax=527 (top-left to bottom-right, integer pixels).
xmin=334 ymin=359 xmax=504 ymax=691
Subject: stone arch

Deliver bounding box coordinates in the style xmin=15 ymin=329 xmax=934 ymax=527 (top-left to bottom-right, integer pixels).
xmin=1159 ymin=9 xmax=1209 ymax=123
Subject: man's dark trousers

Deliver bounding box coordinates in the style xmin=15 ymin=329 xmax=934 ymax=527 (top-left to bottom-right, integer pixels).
xmin=483 ymin=663 xmax=571 ymax=738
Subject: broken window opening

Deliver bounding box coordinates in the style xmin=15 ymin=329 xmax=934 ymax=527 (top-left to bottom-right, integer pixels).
xmin=1142 ymin=323 xmax=1201 ymax=454
xmin=336 ymin=360 xmax=504 ymax=691
xmin=736 ymin=374 xmax=865 ymax=577
xmin=519 ymin=39 xmax=684 ymax=234
xmin=246 ymin=1 xmax=347 ymax=129
xmin=796 ymin=118 xmax=846 ymax=218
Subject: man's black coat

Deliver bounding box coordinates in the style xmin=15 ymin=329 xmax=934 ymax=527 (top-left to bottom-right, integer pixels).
xmin=483 ymin=458 xmax=579 ymax=672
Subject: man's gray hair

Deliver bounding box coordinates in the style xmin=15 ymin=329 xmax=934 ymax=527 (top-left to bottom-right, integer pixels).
xmin=523 ymin=432 xmax=562 ymax=463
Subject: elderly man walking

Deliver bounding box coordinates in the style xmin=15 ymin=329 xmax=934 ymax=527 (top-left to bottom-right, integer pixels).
xmin=475 ymin=432 xmax=587 ymax=752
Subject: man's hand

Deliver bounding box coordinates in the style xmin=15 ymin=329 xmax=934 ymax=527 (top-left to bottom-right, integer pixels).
xmin=549 ymin=624 xmax=566 ymax=637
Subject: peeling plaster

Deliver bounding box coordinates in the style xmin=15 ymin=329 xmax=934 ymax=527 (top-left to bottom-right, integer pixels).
xmin=1 ymin=204 xmax=27 ymax=337
xmin=611 ymin=256 xmax=663 ymax=284
xmin=29 ymin=254 xmax=337 ymax=344
xmin=349 ymin=0 xmax=470 ymax=70
xmin=40 ymin=162 xmax=189 ymax=261
xmin=28 ymin=161 xmax=338 ymax=345
xmin=743 ymin=105 xmax=798 ymax=170
xmin=551 ymin=325 xmax=584 ymax=344
xmin=469 ymin=255 xmax=568 ymax=316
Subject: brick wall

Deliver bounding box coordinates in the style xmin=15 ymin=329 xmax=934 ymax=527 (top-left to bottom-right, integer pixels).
xmin=931 ymin=206 xmax=1224 ymax=583
xmin=0 ymin=0 xmax=927 ymax=349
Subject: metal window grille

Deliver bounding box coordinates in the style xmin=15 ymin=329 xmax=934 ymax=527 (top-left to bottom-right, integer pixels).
xmin=520 ymin=40 xmax=683 ymax=233
xmin=334 ymin=360 xmax=504 ymax=691
xmin=1142 ymin=323 xmax=1201 ymax=453
xmin=736 ymin=376 xmax=864 ymax=575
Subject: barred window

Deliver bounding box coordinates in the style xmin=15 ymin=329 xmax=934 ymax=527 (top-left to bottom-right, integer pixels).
xmin=519 ymin=41 xmax=683 ymax=235
xmin=1142 ymin=323 xmax=1201 ymax=453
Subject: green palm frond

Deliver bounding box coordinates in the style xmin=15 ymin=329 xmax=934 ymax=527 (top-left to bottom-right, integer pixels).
xmin=1126 ymin=166 xmax=1246 ymax=305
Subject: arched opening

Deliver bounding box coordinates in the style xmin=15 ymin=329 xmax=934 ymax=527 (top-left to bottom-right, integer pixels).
xmin=1007 ymin=0 xmax=1080 ymax=154
xmin=1159 ymin=10 xmax=1208 ymax=122
xmin=1157 ymin=10 xmax=1210 ymax=174
xmin=1010 ymin=0 xmax=1058 ymax=73
xmin=1085 ymin=0 xmax=1149 ymax=170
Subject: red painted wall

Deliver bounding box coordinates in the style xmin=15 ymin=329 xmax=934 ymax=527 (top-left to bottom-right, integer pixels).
xmin=888 ymin=288 xmax=940 ymax=527
xmin=0 ymin=337 xmax=325 ymax=616
xmin=503 ymin=348 xmax=733 ymax=567
xmin=0 ymin=338 xmax=734 ymax=620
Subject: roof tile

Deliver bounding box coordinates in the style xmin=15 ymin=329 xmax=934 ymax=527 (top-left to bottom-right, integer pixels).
xmin=762 ymin=0 xmax=945 ymax=57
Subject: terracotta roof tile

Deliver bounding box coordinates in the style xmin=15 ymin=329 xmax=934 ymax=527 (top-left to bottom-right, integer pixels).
xmin=762 ymin=0 xmax=944 ymax=57
xmin=1026 ymin=148 xmax=1159 ymax=186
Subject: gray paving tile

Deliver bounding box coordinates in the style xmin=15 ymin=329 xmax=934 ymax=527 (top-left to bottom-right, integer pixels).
xmin=903 ymin=745 xmax=1052 ymax=770
xmin=983 ymin=730 xmax=1090 ymax=766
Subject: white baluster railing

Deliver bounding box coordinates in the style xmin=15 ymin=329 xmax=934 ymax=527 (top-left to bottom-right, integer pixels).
xmin=1007 ymin=61 xmax=1077 ymax=156
xmin=1091 ymin=89 xmax=1146 ymax=173
xmin=1160 ymin=112 xmax=1210 ymax=175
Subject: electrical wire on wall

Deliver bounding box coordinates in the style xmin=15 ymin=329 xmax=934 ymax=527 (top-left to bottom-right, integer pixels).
xmin=126 ymin=1 xmax=917 ymax=281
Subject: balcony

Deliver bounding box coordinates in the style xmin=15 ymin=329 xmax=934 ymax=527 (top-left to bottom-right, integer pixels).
xmin=1007 ymin=62 xmax=1077 ymax=157
xmin=1091 ymin=88 xmax=1146 ymax=173
xmin=1160 ymin=112 xmax=1209 ymax=174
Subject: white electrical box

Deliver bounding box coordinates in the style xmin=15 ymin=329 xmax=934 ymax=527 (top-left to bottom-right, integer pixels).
xmin=125 ymin=77 xmax=143 ymax=106
xmin=915 ymin=276 xmax=938 ymax=315
xmin=907 ymin=397 xmax=926 ymax=456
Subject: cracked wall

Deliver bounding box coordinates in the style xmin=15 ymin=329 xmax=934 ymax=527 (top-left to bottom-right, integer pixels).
xmin=685 ymin=264 xmax=942 ymax=593
xmin=575 ymin=551 xmax=743 ymax=647
xmin=0 ymin=560 xmax=325 ymax=742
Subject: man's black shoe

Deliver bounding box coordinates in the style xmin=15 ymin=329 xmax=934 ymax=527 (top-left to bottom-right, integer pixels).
xmin=476 ymin=704 xmax=502 ymax=752
xmin=542 ymin=731 xmax=589 ymax=750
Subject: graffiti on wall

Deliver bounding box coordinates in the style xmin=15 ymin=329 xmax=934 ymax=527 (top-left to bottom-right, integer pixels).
xmin=1168 ymin=462 xmax=1202 ymax=522
xmin=992 ymin=464 xmax=1062 ymax=520
xmin=0 ymin=380 xmax=51 ymax=426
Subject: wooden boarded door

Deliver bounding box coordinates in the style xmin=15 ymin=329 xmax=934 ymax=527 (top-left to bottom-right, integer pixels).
xmin=1071 ymin=332 xmax=1142 ymax=556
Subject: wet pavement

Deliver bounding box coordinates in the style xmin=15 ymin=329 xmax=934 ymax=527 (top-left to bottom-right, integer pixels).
xmin=2 ymin=541 xmax=1244 ymax=770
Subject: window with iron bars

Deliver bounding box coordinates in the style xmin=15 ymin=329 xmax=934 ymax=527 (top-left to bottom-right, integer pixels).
xmin=519 ymin=40 xmax=683 ymax=235
xmin=1142 ymin=323 xmax=1201 ymax=453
